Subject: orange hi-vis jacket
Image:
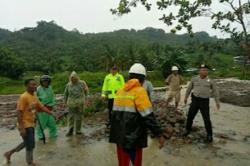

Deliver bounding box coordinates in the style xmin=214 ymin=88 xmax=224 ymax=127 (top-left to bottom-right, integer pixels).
xmin=109 ymin=79 xmax=163 ymax=149
xmin=113 ymin=79 xmax=153 ymax=117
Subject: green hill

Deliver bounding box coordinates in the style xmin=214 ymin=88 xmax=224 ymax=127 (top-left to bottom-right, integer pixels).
xmin=0 ymin=21 xmax=219 ymax=74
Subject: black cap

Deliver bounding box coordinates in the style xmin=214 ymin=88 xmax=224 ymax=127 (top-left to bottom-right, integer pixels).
xmin=199 ymin=64 xmax=209 ymax=69
xmin=111 ymin=66 xmax=118 ymax=70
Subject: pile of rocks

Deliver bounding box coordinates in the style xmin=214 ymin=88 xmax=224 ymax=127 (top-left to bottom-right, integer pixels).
xmin=0 ymin=94 xmax=235 ymax=145
xmin=153 ymin=99 xmax=211 ymax=144
xmin=215 ymin=79 xmax=250 ymax=107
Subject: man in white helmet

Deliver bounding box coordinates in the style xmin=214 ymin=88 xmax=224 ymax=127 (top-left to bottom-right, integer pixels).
xmin=110 ymin=63 xmax=165 ymax=166
xmin=165 ymin=66 xmax=184 ymax=114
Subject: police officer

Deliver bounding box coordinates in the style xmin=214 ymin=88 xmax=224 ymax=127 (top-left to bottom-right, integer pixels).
xmin=102 ymin=66 xmax=125 ymax=126
xmin=184 ymin=64 xmax=220 ymax=143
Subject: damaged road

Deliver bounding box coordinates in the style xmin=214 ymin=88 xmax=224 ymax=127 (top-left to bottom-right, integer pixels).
xmin=0 ymin=83 xmax=250 ymax=165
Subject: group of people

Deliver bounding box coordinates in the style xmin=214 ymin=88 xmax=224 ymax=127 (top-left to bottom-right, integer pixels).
xmin=3 ymin=63 xmax=220 ymax=166
xmin=165 ymin=64 xmax=220 ymax=143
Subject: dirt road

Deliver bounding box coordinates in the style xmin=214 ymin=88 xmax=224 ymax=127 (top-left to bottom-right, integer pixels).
xmin=0 ymin=89 xmax=250 ymax=166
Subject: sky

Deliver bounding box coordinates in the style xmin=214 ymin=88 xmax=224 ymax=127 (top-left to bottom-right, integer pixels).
xmin=0 ymin=0 xmax=240 ymax=38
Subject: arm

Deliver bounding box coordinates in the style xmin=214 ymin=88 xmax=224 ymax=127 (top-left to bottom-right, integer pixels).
xmin=64 ymin=84 xmax=69 ymax=104
xmin=142 ymin=113 xmax=163 ymax=136
xmin=165 ymin=76 xmax=170 ymax=85
xmin=120 ymin=75 xmax=125 ymax=87
xmin=211 ymin=80 xmax=220 ymax=109
xmin=17 ymin=110 xmax=24 ymax=128
xmin=17 ymin=97 xmax=26 ymax=136
xmin=82 ymin=81 xmax=89 ymax=95
xmin=184 ymin=78 xmax=194 ymax=104
xmin=185 ymin=79 xmax=193 ymax=99
xmin=101 ymin=76 xmax=108 ymax=97
xmin=147 ymin=81 xmax=154 ymax=100
xmin=135 ymin=89 xmax=163 ymax=136
xmin=180 ymin=76 xmax=185 ymax=85
xmin=134 ymin=88 xmax=165 ymax=148
xmin=17 ymin=110 xmax=26 ymax=137
xmin=37 ymin=101 xmax=52 ymax=114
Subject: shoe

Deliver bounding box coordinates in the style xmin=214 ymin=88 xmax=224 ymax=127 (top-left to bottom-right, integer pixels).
xmin=66 ymin=128 xmax=74 ymax=137
xmin=206 ymin=135 xmax=213 ymax=143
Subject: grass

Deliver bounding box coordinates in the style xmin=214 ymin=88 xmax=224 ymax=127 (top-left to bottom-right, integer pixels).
xmin=0 ymin=68 xmax=249 ymax=95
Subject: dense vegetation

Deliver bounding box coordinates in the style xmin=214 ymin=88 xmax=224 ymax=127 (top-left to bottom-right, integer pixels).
xmin=0 ymin=21 xmax=248 ymax=94
xmin=0 ymin=21 xmax=239 ymax=75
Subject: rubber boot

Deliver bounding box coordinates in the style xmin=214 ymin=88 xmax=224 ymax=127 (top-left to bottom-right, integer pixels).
xmin=66 ymin=128 xmax=74 ymax=137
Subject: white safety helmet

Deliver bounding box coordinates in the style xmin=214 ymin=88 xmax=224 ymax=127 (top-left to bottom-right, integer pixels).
xmin=172 ymin=66 xmax=179 ymax=71
xmin=129 ymin=63 xmax=146 ymax=76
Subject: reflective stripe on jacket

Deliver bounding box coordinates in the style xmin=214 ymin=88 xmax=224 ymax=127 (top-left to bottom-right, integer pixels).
xmin=109 ymin=79 xmax=163 ymax=149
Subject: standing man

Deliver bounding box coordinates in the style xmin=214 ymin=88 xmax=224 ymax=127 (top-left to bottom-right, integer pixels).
xmin=64 ymin=71 xmax=89 ymax=136
xmin=165 ymin=66 xmax=184 ymax=114
xmin=4 ymin=79 xmax=52 ymax=166
xmin=184 ymin=64 xmax=220 ymax=143
xmin=102 ymin=66 xmax=125 ymax=126
xmin=36 ymin=75 xmax=57 ymax=140
xmin=110 ymin=63 xmax=165 ymax=166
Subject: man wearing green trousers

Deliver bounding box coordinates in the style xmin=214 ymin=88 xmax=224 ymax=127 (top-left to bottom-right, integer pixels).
xmin=36 ymin=75 xmax=57 ymax=140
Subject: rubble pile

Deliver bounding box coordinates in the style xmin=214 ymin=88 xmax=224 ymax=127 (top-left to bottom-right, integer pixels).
xmin=0 ymin=94 xmax=237 ymax=145
xmin=153 ymin=99 xmax=227 ymax=144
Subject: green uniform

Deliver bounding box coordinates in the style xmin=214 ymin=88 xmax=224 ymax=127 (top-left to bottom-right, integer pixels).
xmin=36 ymin=86 xmax=57 ymax=139
xmin=64 ymin=81 xmax=87 ymax=133
xmin=101 ymin=73 xmax=125 ymax=99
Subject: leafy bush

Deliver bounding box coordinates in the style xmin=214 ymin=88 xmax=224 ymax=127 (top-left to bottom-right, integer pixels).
xmin=0 ymin=47 xmax=24 ymax=79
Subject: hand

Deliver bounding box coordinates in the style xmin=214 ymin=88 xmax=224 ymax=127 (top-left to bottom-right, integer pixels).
xmin=101 ymin=96 xmax=107 ymax=100
xmin=50 ymin=112 xmax=57 ymax=119
xmin=216 ymin=103 xmax=220 ymax=111
xmin=46 ymin=111 xmax=52 ymax=115
xmin=19 ymin=128 xmax=26 ymax=137
xmin=184 ymin=98 xmax=188 ymax=105
xmin=159 ymin=136 xmax=166 ymax=149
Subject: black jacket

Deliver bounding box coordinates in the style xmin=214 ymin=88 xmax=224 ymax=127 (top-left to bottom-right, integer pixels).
xmin=109 ymin=111 xmax=163 ymax=149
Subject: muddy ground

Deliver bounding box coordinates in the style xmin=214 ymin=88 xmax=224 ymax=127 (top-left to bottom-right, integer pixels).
xmin=0 ymin=81 xmax=250 ymax=166
xmin=215 ymin=79 xmax=250 ymax=107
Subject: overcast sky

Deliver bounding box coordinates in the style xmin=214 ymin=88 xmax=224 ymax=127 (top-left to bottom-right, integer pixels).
xmin=0 ymin=0 xmax=239 ymax=38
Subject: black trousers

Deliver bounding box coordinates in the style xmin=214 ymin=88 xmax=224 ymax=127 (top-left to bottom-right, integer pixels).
xmin=15 ymin=127 xmax=35 ymax=151
xmin=12 ymin=127 xmax=35 ymax=164
xmin=108 ymin=98 xmax=114 ymax=123
xmin=186 ymin=94 xmax=213 ymax=136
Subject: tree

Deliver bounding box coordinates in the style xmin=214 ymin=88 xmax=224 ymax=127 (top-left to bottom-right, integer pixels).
xmin=0 ymin=21 xmax=222 ymax=74
xmin=153 ymin=45 xmax=187 ymax=77
xmin=112 ymin=0 xmax=250 ymax=76
xmin=0 ymin=48 xmax=24 ymax=79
